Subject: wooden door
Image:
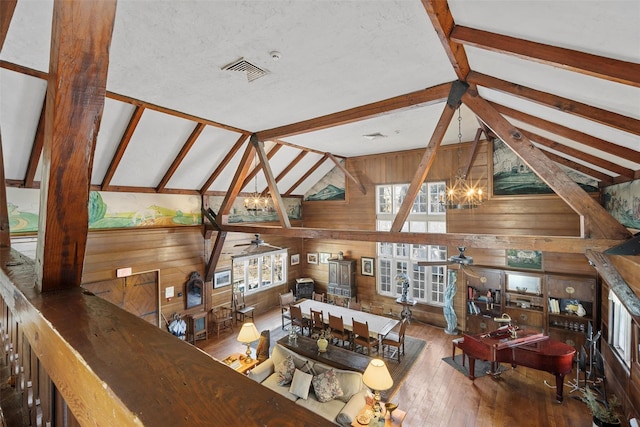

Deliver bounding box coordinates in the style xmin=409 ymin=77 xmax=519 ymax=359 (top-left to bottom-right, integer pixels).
xmin=82 ymin=270 xmax=160 ymax=326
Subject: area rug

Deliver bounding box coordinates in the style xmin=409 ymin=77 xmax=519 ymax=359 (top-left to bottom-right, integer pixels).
xmin=261 ymin=326 xmax=427 ymax=401
xmin=442 ymin=353 xmax=494 ymax=379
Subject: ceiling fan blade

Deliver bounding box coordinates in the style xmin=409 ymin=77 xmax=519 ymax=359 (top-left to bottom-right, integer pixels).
xmin=417 ymin=261 xmax=452 ymax=267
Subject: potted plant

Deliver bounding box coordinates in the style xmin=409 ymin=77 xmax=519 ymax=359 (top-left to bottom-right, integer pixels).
xmin=582 ymin=387 xmax=621 ymax=427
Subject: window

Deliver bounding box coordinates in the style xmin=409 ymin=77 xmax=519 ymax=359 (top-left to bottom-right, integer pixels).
xmin=609 ymin=289 xmax=632 ymax=368
xmin=375 ymin=183 xmax=447 ymax=305
xmin=232 ymin=249 xmax=287 ymax=294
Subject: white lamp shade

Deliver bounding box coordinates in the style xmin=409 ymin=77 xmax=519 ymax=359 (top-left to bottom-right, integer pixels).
xmin=237 ymin=322 xmax=260 ymax=343
xmin=363 ymin=359 xmax=393 ymax=391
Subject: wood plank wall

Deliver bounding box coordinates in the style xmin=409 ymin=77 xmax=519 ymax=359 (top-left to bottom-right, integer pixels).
xmin=300 ymin=141 xmax=597 ymax=328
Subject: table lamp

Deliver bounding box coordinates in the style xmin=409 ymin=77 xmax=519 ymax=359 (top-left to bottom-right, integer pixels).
xmin=237 ymin=322 xmax=260 ymax=363
xmin=362 ymin=358 xmax=393 ymax=414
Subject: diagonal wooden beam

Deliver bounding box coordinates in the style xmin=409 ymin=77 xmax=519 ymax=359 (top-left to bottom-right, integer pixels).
xmin=240 ymin=143 xmax=282 ymax=192
xmin=257 ymin=83 xmax=452 ymax=141
xmin=24 ymin=93 xmax=47 ymax=188
xmin=261 ymin=150 xmax=309 ymax=197
xmin=462 ymin=88 xmax=630 ymax=240
xmin=542 ymin=150 xmax=614 ymax=185
xmin=200 ymin=133 xmax=249 ymax=195
xmin=469 ymin=72 xmax=640 ymax=137
xmin=217 ymin=138 xmax=255 ymax=223
xmin=520 ymin=129 xmax=634 ymax=179
xmin=37 ymin=0 xmax=117 ymax=291
xmin=156 ymin=123 xmax=205 ymax=191
xmin=0 ymin=0 xmax=16 ymax=51
xmin=284 ymin=153 xmax=329 ymax=196
xmin=327 ymin=153 xmax=366 ymax=195
xmin=421 ymin=0 xmax=470 ymax=80
xmin=490 ymin=101 xmax=640 ymax=164
xmin=101 ymin=105 xmax=144 ymax=189
xmin=390 ymin=81 xmax=467 ymax=232
xmin=252 ymin=135 xmax=291 ymax=228
xmin=205 ymin=230 xmax=227 ymax=282
xmin=452 ymin=26 xmax=640 ymax=88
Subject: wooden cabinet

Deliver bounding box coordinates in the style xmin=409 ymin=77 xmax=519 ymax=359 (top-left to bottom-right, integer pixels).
xmin=546 ymin=274 xmax=596 ymax=350
xmin=504 ymin=271 xmax=545 ymax=332
xmin=328 ymin=258 xmax=357 ymax=301
xmin=464 ymin=268 xmax=504 ymax=335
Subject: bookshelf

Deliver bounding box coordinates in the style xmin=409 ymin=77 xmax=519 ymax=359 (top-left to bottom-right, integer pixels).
xmin=504 ymin=272 xmax=545 ymax=332
xmin=465 ymin=268 xmax=504 ymax=334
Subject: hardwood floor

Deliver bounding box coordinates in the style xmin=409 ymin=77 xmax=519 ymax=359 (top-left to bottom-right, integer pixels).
xmin=197 ymin=307 xmax=594 ymax=427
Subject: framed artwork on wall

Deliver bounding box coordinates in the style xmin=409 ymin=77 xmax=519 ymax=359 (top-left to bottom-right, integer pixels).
xmin=307 ymin=253 xmax=318 ymax=264
xmin=213 ymin=269 xmax=232 ymax=288
xmin=319 ymin=252 xmax=331 ymax=264
xmin=506 ymin=249 xmax=543 ymax=270
xmin=361 ymin=257 xmax=375 ymax=276
xmin=291 ymin=254 xmax=300 ymax=265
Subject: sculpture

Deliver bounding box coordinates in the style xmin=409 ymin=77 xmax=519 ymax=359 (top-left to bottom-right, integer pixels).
xmin=396 ymin=273 xmax=411 ymax=302
xmin=443 ymin=269 xmax=458 ymax=335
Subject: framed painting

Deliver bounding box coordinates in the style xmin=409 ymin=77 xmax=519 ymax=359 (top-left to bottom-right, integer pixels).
xmin=307 ymin=253 xmax=318 ymax=264
xmin=214 ymin=269 xmax=232 ymax=288
xmin=291 ymin=254 xmax=300 ymax=266
xmin=361 ymin=257 xmax=375 ymax=276
xmin=506 ymin=249 xmax=543 ymax=270
xmin=319 ymin=252 xmax=331 ymax=264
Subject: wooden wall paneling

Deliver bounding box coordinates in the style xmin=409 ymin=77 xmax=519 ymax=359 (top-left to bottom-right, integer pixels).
xmin=611 ymin=255 xmax=640 ymax=295
xmin=543 ymin=252 xmax=595 ymax=275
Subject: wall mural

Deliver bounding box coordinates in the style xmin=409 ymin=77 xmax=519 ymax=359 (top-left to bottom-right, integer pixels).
xmin=603 ymin=180 xmax=640 ymax=230
xmin=304 ymin=162 xmax=346 ymax=201
xmin=493 ymin=139 xmax=599 ymax=196
xmin=207 ymin=195 xmax=301 ymax=223
xmin=7 ymin=188 xmax=202 ymax=233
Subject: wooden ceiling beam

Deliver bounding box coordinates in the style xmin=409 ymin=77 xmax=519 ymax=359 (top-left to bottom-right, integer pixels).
xmin=284 ymin=153 xmax=329 ymax=196
xmin=421 ymin=0 xmax=470 ymax=80
xmin=452 ymin=26 xmax=640 ymax=88
xmin=156 ymin=123 xmax=205 ymax=192
xmin=257 ymin=82 xmax=452 ymax=141
xmin=217 ymin=138 xmax=254 ymax=222
xmin=240 ymin=143 xmax=282 ymax=192
xmin=327 ymin=153 xmax=366 ymax=195
xmin=391 ymin=83 xmax=463 ymax=232
xmin=24 ymin=93 xmax=47 ymax=188
xmin=199 ymin=133 xmax=249 ymax=195
xmin=261 ymin=150 xmax=309 ymax=197
xmin=251 ymin=135 xmax=291 ymax=228
xmin=491 ymin=101 xmax=640 ymax=164
xmin=462 ymin=88 xmax=630 ymax=240
xmin=520 ymin=129 xmax=634 ymax=179
xmin=101 ymin=105 xmax=144 ymax=190
xmin=469 ymin=72 xmax=640 ymax=137
xmin=542 ymin=150 xmax=614 ymax=185
xmin=37 ymin=0 xmax=117 ymax=291
xmin=0 ymin=133 xmax=9 ymax=247
xmin=217 ymin=224 xmax=624 ymax=254
xmin=0 ymin=0 xmax=16 ymax=51
xmin=272 ymin=138 xmax=337 ymax=157
xmin=205 ymin=230 xmax=227 ymax=282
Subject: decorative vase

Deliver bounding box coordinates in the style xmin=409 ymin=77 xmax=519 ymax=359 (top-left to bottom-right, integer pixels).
xmin=317 ymin=337 xmax=328 ymax=352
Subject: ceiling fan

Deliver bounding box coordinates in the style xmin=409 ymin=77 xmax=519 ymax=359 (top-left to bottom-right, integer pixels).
xmin=417 ymin=246 xmax=481 ymax=278
xmin=233 ymin=234 xmax=282 ymax=253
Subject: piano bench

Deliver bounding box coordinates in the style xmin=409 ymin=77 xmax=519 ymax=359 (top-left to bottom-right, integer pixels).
xmin=452 ymin=337 xmax=466 ymax=367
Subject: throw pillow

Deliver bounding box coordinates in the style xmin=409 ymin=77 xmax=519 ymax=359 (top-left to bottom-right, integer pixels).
xmin=289 ymin=369 xmax=313 ymax=400
xmin=276 ymin=355 xmax=296 ymax=386
xmin=312 ymin=369 xmax=344 ymax=403
xmin=300 ymin=360 xmax=316 ymax=376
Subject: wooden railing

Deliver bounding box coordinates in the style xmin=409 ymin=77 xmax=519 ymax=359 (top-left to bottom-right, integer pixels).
xmin=0 ymin=247 xmax=327 ymax=426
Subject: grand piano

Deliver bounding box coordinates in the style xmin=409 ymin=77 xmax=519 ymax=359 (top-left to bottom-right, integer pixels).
xmin=457 ymin=326 xmax=576 ymax=402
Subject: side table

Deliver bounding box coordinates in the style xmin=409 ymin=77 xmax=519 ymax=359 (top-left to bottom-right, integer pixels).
xmin=351 ymin=403 xmax=406 ymax=427
xmin=221 ymin=352 xmax=259 ymax=375
xmin=395 ymin=297 xmax=417 ymax=323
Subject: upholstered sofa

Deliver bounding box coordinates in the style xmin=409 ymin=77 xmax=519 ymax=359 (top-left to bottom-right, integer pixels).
xmin=247 ymin=343 xmax=368 ymax=426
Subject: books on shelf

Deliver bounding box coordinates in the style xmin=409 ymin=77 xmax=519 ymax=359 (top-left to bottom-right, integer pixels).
xmin=548 ymin=298 xmax=561 ymax=314
xmin=467 ymin=301 xmax=481 ymax=315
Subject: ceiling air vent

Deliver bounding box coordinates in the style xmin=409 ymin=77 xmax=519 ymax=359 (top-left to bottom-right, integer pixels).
xmin=221 ymin=58 xmax=269 ymax=82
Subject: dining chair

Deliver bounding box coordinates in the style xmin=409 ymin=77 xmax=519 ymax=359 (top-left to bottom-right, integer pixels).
xmin=232 ymin=290 xmax=255 ymax=325
xmin=348 ymin=300 xmax=362 ymax=311
xmin=382 ymin=317 xmax=408 ymax=362
xmin=290 ymin=305 xmax=310 ymax=336
xmin=328 ymin=313 xmax=350 ymax=348
xmin=279 ymin=291 xmax=295 ymax=330
xmin=312 ymin=292 xmax=325 ymax=302
xmin=310 ymin=308 xmax=325 ymax=337
xmin=370 ymin=304 xmax=384 ymax=315
xmin=209 ymin=306 xmax=234 ymax=339
xmin=352 ymin=319 xmax=379 ymax=355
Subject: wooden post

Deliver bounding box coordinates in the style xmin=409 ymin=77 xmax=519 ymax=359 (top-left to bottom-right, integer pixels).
xmin=36 ymin=0 xmax=117 ymax=291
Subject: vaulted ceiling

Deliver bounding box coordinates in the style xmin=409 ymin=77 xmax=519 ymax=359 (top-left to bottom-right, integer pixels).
xmin=1 ymin=0 xmax=639 ymax=201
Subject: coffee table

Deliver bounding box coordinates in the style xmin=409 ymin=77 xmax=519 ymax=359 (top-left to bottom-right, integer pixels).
xmin=277 ymin=335 xmax=372 ymax=372
xmin=351 ymin=403 xmax=406 ymax=427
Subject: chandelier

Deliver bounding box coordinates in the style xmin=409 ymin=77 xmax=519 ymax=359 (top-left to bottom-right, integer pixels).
xmin=244 ymin=154 xmax=271 ymax=215
xmin=443 ymin=107 xmax=484 ymax=209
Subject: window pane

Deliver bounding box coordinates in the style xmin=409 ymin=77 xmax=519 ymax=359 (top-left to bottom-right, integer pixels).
xmin=261 ymin=255 xmax=272 ymax=287
xmin=431 ymin=266 xmax=446 ymax=304
xmin=247 ymin=258 xmax=259 ymax=291
xmin=428 ymin=182 xmax=447 ymax=214
xmin=411 ymin=244 xmax=427 ymax=260
xmin=394 ymin=261 xmax=408 ymax=294
xmin=377 ymin=186 xmax=392 ymax=214
xmin=378 ymin=242 xmax=393 ymax=257
xmin=233 ymin=262 xmax=245 ymax=293
xmin=412 ymin=263 xmax=426 ymax=300
xmin=411 ymin=184 xmax=427 ymax=213
xmin=379 ymin=259 xmax=392 ymax=293
xmin=428 ymin=221 xmax=446 ymax=233
xmin=273 ymin=253 xmax=285 ymax=283
xmin=395 ymin=244 xmax=410 ymax=258
xmin=393 ymin=184 xmax=409 ymax=213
